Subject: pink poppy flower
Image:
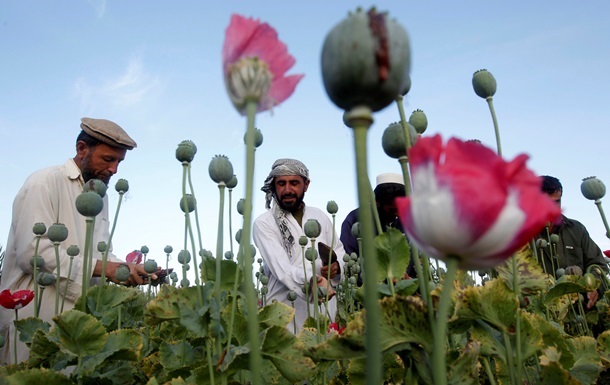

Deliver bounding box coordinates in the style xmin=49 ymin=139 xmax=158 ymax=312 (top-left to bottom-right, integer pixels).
xmin=396 ymin=135 xmax=561 ymax=270
xmin=126 ymin=250 xmax=143 ymax=264
xmin=0 ymin=289 xmax=34 ymax=310
xmin=222 ymin=14 xmax=304 ymax=114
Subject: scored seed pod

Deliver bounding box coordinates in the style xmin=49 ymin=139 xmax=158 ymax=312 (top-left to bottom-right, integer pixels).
xmin=327 ymin=200 xmax=339 ymax=215
xmin=209 ymin=155 xmax=234 ymax=184
xmin=175 ymin=140 xmax=197 ymax=163
xmin=408 ymin=109 xmax=428 ymax=134
xmin=47 ymin=223 xmax=69 ymax=243
xmin=75 ymin=191 xmax=104 ymax=217
xmin=179 ymin=194 xmax=197 ymax=213
xmin=84 ymin=179 xmax=108 ymax=198
xmin=581 ymin=176 xmax=606 ymax=201
xmin=472 ymin=69 xmax=497 ymax=99
xmin=304 ymin=219 xmax=322 ymax=238
xmin=382 ymin=121 xmax=418 ymax=159
xmin=32 ymin=222 xmax=47 ymax=236
xmin=67 ymin=245 xmax=80 ymax=257
xmin=115 ymin=178 xmax=129 ymax=193
xmin=565 ymin=265 xmax=583 ymax=277
xmin=321 ymin=7 xmax=411 ymax=112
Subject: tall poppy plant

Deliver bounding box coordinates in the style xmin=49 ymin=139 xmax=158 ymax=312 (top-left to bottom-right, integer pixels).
xmin=0 ymin=289 xmax=34 ymax=364
xmin=395 ymin=135 xmax=561 ymax=385
xmin=222 ymin=14 xmax=303 ymax=385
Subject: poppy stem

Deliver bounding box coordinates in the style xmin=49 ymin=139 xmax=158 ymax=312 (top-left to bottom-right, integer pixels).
xmin=13 ymin=309 xmax=18 ymax=365
xmin=432 ymin=256 xmax=458 ymax=385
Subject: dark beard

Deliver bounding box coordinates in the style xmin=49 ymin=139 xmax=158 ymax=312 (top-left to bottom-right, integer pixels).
xmin=277 ymin=192 xmax=305 ymax=212
xmin=81 ymin=154 xmax=110 ymax=185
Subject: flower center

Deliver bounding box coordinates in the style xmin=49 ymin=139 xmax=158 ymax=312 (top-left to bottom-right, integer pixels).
xmin=226 ymin=57 xmax=272 ymax=111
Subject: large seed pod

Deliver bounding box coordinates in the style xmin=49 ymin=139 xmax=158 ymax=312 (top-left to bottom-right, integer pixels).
xmin=47 ymin=223 xmax=69 ymax=243
xmin=209 ymin=155 xmax=234 ymax=184
xmin=472 ymin=69 xmax=497 ymax=99
xmin=408 ymin=109 xmax=428 ymax=134
xmin=75 ymin=191 xmax=104 ymax=217
xmin=321 ymin=7 xmax=411 ymax=112
xmin=581 ymin=176 xmax=606 ymax=201
xmin=304 ymin=219 xmax=322 ymax=238
xmin=382 ymin=121 xmax=417 ymax=159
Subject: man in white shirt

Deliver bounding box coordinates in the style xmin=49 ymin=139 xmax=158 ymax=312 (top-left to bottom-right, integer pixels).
xmin=0 ymin=117 xmax=153 ymax=364
xmin=253 ymin=158 xmax=345 ymax=332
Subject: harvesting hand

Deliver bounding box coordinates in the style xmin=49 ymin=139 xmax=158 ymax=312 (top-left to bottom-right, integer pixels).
xmin=320 ymin=261 xmax=340 ymax=279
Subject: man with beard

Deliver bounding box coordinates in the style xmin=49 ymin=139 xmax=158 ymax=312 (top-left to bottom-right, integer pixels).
xmin=0 ymin=117 xmax=153 ymax=364
xmin=253 ymin=158 xmax=345 ymax=332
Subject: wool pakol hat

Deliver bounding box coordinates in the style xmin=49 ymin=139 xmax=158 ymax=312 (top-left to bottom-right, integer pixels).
xmin=376 ymin=173 xmax=404 ymax=186
xmin=80 ymin=117 xmax=137 ymax=150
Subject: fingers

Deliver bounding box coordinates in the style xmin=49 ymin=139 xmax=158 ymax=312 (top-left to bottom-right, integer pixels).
xmin=587 ymin=291 xmax=599 ymax=309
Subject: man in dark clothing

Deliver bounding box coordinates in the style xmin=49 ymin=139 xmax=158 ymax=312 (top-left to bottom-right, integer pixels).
xmin=537 ymin=175 xmax=608 ymax=309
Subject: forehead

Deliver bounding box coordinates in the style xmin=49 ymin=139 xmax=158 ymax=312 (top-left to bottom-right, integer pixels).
xmin=274 ymin=175 xmax=303 ymax=183
xmin=90 ymin=143 xmax=127 ymax=160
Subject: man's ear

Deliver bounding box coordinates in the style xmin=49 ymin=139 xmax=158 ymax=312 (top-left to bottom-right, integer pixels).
xmin=304 ymin=178 xmax=310 ymax=192
xmin=76 ymin=141 xmax=90 ymax=159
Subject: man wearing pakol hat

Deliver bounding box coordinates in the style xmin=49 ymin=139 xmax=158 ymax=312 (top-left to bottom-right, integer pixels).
xmin=340 ymin=173 xmax=415 ymax=278
xmin=253 ymin=158 xmax=346 ymax=333
xmin=0 ymin=118 xmax=153 ymax=364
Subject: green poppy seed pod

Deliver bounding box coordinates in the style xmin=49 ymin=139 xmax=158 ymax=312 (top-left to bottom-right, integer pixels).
xmin=179 ymin=194 xmax=197 ymax=213
xmin=143 ymin=260 xmax=158 ymax=274
xmin=115 ymin=264 xmax=131 ymax=282
xmin=236 ymin=198 xmax=245 ymax=215
xmin=47 ymin=223 xmax=69 ymax=243
xmin=226 ymin=175 xmax=238 ymax=189
xmin=347 ymin=260 xmax=355 ymax=268
xmin=261 ymin=286 xmax=268 ymax=295
xmin=115 ymin=178 xmax=129 ymax=193
xmin=235 ymin=229 xmax=242 ymax=244
xmin=37 ymin=272 xmax=56 ymax=286
xmin=408 ymin=109 xmax=428 ymax=134
xmin=140 ymin=245 xmax=149 ymax=254
xmin=351 ymin=222 xmax=360 ymax=238
xmin=164 ymin=245 xmax=173 ymax=254
xmin=565 ymin=265 xmax=583 ymax=277
xmin=257 ymin=258 xmax=263 ymax=264
xmin=472 ymin=69 xmax=497 ymax=99
xmin=83 ymin=179 xmax=108 ymax=198
xmin=259 ymin=266 xmax=265 ymax=274
xmin=250 ymin=245 xmax=257 ymax=258
xmin=581 ymin=176 xmax=606 ymax=201
xmin=75 ymin=191 xmax=104 ymax=217
xmin=200 ymin=249 xmax=214 ymax=259
xmin=304 ymin=219 xmax=322 ymax=238
xmin=321 ymin=8 xmax=411 ymax=112
xmin=352 ymin=264 xmax=361 ymax=274
xmin=67 ymin=245 xmax=80 ymax=257
xmin=348 ymin=276 xmax=357 ymax=285
xmin=255 ymin=271 xmax=260 ymax=279
xmin=318 ymin=286 xmax=328 ymax=298
xmin=178 ymin=250 xmax=191 ymax=264
xmin=244 ymin=128 xmax=264 ymax=148
xmin=287 ymin=291 xmax=297 ymax=302
xmin=30 ymin=255 xmax=45 ymax=269
xmin=176 ymin=140 xmax=197 ymax=163
xmin=180 ymin=278 xmax=190 ymax=288
xmin=298 ymin=236 xmax=308 ymax=247
xmin=260 ymin=275 xmax=269 ymax=285
xmin=170 ymin=271 xmax=178 ymax=280
xmin=185 ymin=264 xmax=191 ymax=271
xmin=327 ymin=200 xmax=339 ymax=215
xmin=224 ymin=251 xmax=234 ymax=260
xmin=305 ymin=248 xmax=318 ymax=261
xmin=32 ymin=222 xmax=47 ymax=236
xmin=535 ymin=238 xmax=548 ymax=248
xmin=382 ymin=121 xmax=417 ymax=159
xmin=97 ymin=241 xmax=107 ymax=253
xmin=556 ymin=268 xmax=565 ymax=278
xmin=208 ymin=155 xmax=234 ymax=184
xmin=342 ymin=254 xmax=350 ymax=263
xmin=350 ymin=253 xmax=358 ymax=261
xmin=549 ymin=234 xmax=559 ymax=244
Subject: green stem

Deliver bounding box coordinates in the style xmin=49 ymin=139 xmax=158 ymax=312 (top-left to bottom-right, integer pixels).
xmin=216 ymin=183 xmax=226 ymax=303
xmin=432 ymin=257 xmax=458 ymax=385
xmin=301 ymin=245 xmax=310 ymax=319
xmin=118 ymin=305 xmax=122 ymax=329
xmin=242 ymin=99 xmax=262 ymax=385
xmin=502 ymin=332 xmax=517 ymax=385
xmin=345 ymin=106 xmax=381 ymax=385
xmin=61 ymin=256 xmax=74 ymax=313
xmin=181 ymin=163 xmax=203 ymax=305
xmin=395 ymin=96 xmax=413 ymax=196
xmin=325 ymin=215 xmax=336 ymax=307
xmin=226 ymin=259 xmax=242 ymax=352
xmin=482 ymin=356 xmax=497 ymax=385
xmin=96 ymin=192 xmax=124 ymax=311
xmin=13 ymin=309 xmax=18 ymax=365
xmin=54 ymin=243 xmax=61 ymax=316
xmin=81 ymin=218 xmax=94 ymax=311
xmin=512 ymin=255 xmax=522 ymax=385
xmin=369 ymin=183 xmax=383 ymax=236
xmin=187 ymin=163 xmax=205 ymax=252
xmin=228 ymin=189 xmax=235 ymax=257
xmin=595 ymin=200 xmax=610 ymax=239
xmin=309 ymin=239 xmax=320 ymax=341
xmin=486 ymin=97 xmax=502 ymax=157
xmin=32 ymin=236 xmax=41 ymax=318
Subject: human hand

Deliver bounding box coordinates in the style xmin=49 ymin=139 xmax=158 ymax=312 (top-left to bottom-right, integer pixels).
xmin=320 ymin=261 xmax=340 ymax=279
xmin=587 ymin=290 xmax=599 ymax=309
xmin=98 ymin=260 xmax=159 ymax=287
xmin=309 ymin=276 xmax=336 ymax=303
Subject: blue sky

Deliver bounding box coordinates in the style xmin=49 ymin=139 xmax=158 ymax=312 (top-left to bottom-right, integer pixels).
xmin=2 ymin=1 xmax=610 ymax=274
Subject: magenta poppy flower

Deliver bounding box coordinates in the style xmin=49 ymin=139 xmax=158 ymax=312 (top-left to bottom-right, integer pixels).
xmin=0 ymin=289 xmax=35 ymax=310
xmin=222 ymin=14 xmax=304 ymax=114
xmin=396 ymin=135 xmax=561 ymax=270
xmin=126 ymin=250 xmax=143 ymax=264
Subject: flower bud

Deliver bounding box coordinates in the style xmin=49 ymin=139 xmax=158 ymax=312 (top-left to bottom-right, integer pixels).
xmin=304 ymin=219 xmax=322 ymax=238
xmin=472 ymin=69 xmax=497 ymax=99
xmin=115 ymin=179 xmax=129 ymax=193
xmin=351 ymin=222 xmax=360 ymax=238
xmin=348 ymin=276 xmax=357 ymax=285
xmin=32 ymin=222 xmax=47 ymax=236
xmin=75 ymin=191 xmax=104 ymax=217
xmin=170 ymin=271 xmax=178 ymax=281
xmin=47 ymin=223 xmax=69 ymax=243
xmin=164 ymin=245 xmax=173 ymax=254
xmin=209 ymin=155 xmax=234 ymax=184
xmin=326 ymin=200 xmax=339 ymax=215
xmin=350 ymin=253 xmax=358 ymax=261
xmin=30 ymin=255 xmax=45 ymax=269
xmin=226 ymin=175 xmax=238 ymax=189
xmin=179 ymin=194 xmax=196 ymax=213
xmin=287 ymin=291 xmax=297 ymax=301
xmin=581 ymin=176 xmax=606 ymax=201
xmin=178 ymin=250 xmax=191 ymax=264
xmin=235 ymin=229 xmax=242 ymax=244
xmin=83 ymin=179 xmax=108 ymax=197
xmin=224 ymin=251 xmax=234 ymax=260
xmin=141 ymin=245 xmax=150 ymax=254
xmin=176 ymin=140 xmax=197 ymax=163
xmin=550 ymin=234 xmax=559 ymax=244
xmin=115 ymin=264 xmax=131 ymax=282
xmin=37 ymin=272 xmax=56 ymax=286
xmin=342 ymin=254 xmax=350 ymax=263
xmin=305 ymin=248 xmax=318 ymax=261
xmin=67 ymin=245 xmax=80 ymax=257
xmin=408 ymin=109 xmax=428 ymax=134
xmin=244 ymin=128 xmax=264 ymax=148
xmin=144 ymin=260 xmax=158 ymax=274
xmin=96 ymin=242 xmax=107 ymax=253
xmin=382 ymin=121 xmax=417 ymax=159
xmin=260 ymin=275 xmax=269 ymax=285
xmin=180 ymin=278 xmax=190 ymax=288
xmin=298 ymin=236 xmax=308 ymax=247
xmin=261 ymin=286 xmax=268 ymax=295
xmin=257 ymin=258 xmax=263 ymax=264
xmin=236 ymin=198 xmax=245 ymax=215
